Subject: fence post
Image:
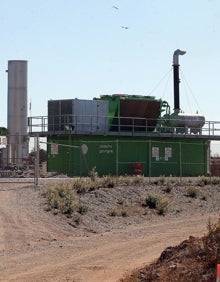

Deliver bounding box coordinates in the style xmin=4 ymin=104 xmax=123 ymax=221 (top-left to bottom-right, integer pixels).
xmin=116 ymin=140 xmax=118 ymax=176
xmin=149 ymin=140 xmax=151 ymax=182
xmin=34 ymin=133 xmax=39 ymax=186
xmin=179 ymin=142 xmax=182 ymax=181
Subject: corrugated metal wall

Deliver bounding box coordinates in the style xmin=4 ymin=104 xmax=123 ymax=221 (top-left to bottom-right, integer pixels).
xmin=48 ymin=99 xmax=108 ymax=133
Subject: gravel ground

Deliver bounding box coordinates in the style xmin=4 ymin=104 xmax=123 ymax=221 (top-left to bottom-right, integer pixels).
xmin=44 ymin=178 xmax=220 ymax=234
xmin=1 ymin=177 xmax=220 ymax=281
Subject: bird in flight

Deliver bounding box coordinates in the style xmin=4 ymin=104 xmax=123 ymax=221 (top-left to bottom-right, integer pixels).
xmin=121 ymin=26 xmax=129 ymax=29
xmin=112 ymin=5 xmax=119 ymax=10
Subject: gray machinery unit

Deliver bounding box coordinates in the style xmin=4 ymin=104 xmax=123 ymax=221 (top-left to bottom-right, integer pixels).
xmin=48 ymin=99 xmax=108 ymax=134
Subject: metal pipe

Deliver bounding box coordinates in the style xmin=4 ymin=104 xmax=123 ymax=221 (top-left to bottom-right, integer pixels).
xmin=173 ymin=49 xmax=186 ymax=112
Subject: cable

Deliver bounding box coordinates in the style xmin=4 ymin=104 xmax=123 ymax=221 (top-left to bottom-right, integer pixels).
xmin=147 ymin=68 xmax=172 ymax=98
xmin=180 ymin=68 xmax=204 ymax=115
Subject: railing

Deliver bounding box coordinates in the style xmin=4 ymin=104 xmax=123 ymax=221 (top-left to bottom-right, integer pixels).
xmin=28 ymin=115 xmax=220 ymax=139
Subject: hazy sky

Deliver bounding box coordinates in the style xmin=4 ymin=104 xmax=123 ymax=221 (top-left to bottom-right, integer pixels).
xmin=0 ymin=0 xmax=219 ymax=130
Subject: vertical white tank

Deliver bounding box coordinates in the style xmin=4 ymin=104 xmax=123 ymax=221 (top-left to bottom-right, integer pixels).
xmin=7 ymin=60 xmax=29 ymax=165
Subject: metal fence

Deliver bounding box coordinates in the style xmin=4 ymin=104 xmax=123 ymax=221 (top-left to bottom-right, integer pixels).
xmin=28 ymin=115 xmax=220 ymax=138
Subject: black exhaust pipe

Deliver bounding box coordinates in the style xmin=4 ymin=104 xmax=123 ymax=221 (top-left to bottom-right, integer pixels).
xmin=173 ymin=49 xmax=186 ymax=112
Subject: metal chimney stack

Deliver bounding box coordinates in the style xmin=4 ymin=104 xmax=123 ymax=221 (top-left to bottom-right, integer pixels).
xmin=7 ymin=60 xmax=29 ymax=166
xmin=173 ymin=49 xmax=186 ymax=112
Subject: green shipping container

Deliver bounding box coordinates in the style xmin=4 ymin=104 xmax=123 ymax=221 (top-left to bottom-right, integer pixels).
xmin=47 ymin=135 xmax=208 ymax=177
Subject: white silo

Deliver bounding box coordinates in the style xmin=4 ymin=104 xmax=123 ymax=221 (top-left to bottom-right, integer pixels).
xmin=7 ymin=60 xmax=29 ymax=165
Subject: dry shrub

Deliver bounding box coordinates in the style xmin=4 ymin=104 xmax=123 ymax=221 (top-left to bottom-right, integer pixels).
xmin=186 ymin=186 xmax=198 ymax=198
xmin=42 ymin=182 xmax=78 ymax=215
xmin=109 ymin=205 xmax=131 ymax=217
xmin=72 ymin=178 xmax=99 ymax=193
xmin=145 ymin=193 xmax=170 ymax=215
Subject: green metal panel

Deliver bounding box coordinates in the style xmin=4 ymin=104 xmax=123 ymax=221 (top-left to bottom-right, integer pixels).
xmin=47 ymin=135 xmax=208 ymax=177
xmin=150 ymin=140 xmax=180 ymax=176
xmin=181 ymin=141 xmax=207 ymax=176
xmin=117 ymin=140 xmax=149 ymax=175
xmin=47 ymin=136 xmax=76 ymax=176
xmin=79 ymin=140 xmax=116 ymax=176
xmin=150 ymin=139 xmax=207 ymax=176
xmin=47 ymin=135 xmax=118 ymax=177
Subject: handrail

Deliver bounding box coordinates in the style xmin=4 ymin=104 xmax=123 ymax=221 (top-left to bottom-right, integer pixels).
xmin=28 ymin=115 xmax=220 ymax=138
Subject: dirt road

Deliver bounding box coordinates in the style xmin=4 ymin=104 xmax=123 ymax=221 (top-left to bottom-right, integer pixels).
xmin=0 ymin=182 xmax=218 ymax=282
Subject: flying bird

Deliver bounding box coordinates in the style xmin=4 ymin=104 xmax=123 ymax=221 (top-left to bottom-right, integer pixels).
xmin=112 ymin=5 xmax=119 ymax=10
xmin=121 ymin=26 xmax=129 ymax=29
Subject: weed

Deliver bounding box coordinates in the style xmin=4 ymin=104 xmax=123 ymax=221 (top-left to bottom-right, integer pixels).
xmin=210 ymin=177 xmax=220 ymax=185
xmin=117 ymin=198 xmax=124 ymax=205
xmin=145 ymin=193 xmax=158 ymax=209
xmin=72 ymin=178 xmax=98 ymax=193
xmin=89 ymin=167 xmax=98 ymax=181
xmin=120 ymin=206 xmax=129 ymax=217
xmin=118 ymin=176 xmax=133 ymax=186
xmin=72 ymin=179 xmax=88 ymax=194
xmin=77 ymin=204 xmax=88 ymax=215
xmin=158 ymin=175 xmax=166 ymax=185
xmin=101 ymin=175 xmax=117 ymax=188
xmin=201 ymin=195 xmax=207 ymax=201
xmin=108 ymin=209 xmax=117 ymax=217
xmin=196 ymin=176 xmax=211 ymax=187
xmin=156 ymin=196 xmax=170 ymax=215
xmin=145 ymin=193 xmax=170 ymax=215
xmin=186 ymin=187 xmax=198 ymax=198
xmin=74 ymin=215 xmax=81 ymax=225
xmin=131 ymin=175 xmax=146 ymax=186
xmin=108 ymin=205 xmax=130 ymax=217
xmin=164 ymin=182 xmax=173 ymax=193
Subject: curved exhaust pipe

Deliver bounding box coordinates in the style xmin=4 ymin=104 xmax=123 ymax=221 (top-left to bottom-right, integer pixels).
xmin=173 ymin=49 xmax=186 ymax=112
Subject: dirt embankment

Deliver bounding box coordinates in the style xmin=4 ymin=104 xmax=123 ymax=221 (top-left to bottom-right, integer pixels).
xmin=0 ymin=179 xmax=219 ymax=282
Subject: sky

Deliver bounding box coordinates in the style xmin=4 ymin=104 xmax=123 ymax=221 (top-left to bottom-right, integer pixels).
xmin=0 ymin=0 xmax=220 ymax=152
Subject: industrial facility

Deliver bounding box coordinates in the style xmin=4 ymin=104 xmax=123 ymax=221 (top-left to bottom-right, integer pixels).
xmin=1 ymin=50 xmax=220 ymax=177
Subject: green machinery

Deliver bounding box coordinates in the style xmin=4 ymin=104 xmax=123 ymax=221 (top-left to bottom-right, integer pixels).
xmin=46 ymin=95 xmax=208 ymax=177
